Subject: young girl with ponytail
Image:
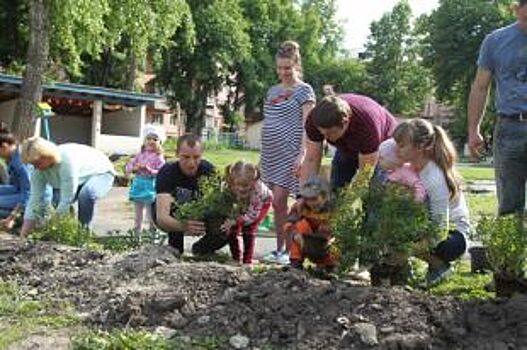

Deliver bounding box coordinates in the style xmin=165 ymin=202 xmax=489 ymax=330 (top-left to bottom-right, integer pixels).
xmin=393 ymin=118 xmax=471 ymax=287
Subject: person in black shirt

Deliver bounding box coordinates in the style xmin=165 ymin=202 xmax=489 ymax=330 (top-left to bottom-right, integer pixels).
xmin=155 ymin=133 xmax=226 ymax=254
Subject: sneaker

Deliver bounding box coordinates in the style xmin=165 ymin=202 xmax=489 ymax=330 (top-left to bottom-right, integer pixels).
xmin=276 ymin=251 xmax=290 ymax=265
xmin=425 ymin=263 xmax=453 ymax=288
xmin=262 ymin=250 xmax=281 ymax=263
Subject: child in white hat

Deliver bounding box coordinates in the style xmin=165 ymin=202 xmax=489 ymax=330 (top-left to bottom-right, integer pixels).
xmin=125 ymin=126 xmax=166 ymax=232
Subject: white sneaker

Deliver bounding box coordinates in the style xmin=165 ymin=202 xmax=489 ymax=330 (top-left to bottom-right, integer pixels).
xmin=275 ymin=251 xmax=290 ymax=265
xmin=262 ymin=250 xmax=280 ymax=263
xmin=262 ymin=250 xmax=290 ymax=265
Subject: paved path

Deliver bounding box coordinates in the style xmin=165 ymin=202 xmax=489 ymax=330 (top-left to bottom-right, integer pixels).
xmin=92 ymin=187 xmax=278 ymax=259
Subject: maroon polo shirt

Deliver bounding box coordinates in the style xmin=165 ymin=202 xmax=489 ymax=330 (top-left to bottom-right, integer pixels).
xmin=305 ymin=93 xmax=397 ymax=155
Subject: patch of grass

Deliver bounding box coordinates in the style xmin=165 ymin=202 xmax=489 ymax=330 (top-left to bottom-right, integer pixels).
xmin=458 ymin=165 xmax=495 ymax=182
xmin=73 ymin=330 xmax=172 ymax=350
xmin=0 ymin=282 xmax=79 ymax=348
xmin=466 ymin=194 xmax=498 ymax=221
xmin=96 ymin=229 xmax=167 ymax=252
xmin=203 ymin=149 xmax=260 ymax=170
xmin=428 ymin=261 xmax=494 ymax=300
xmin=73 ymin=330 xmax=228 ymax=350
xmin=250 ymin=263 xmax=282 ymax=274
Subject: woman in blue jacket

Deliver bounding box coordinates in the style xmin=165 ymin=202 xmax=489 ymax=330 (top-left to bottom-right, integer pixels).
xmin=0 ymin=123 xmax=31 ymax=226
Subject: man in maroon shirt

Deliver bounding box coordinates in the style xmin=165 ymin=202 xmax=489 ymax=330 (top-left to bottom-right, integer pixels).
xmin=300 ymin=94 xmax=396 ymax=190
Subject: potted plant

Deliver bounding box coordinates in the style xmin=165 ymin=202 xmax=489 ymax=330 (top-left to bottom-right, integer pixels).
xmin=468 ymin=245 xmax=491 ymax=274
xmin=171 ymin=173 xmax=238 ymax=235
xmin=480 ymin=213 xmax=527 ymax=297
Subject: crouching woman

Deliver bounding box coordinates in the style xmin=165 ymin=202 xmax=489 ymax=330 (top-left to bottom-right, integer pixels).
xmin=393 ymin=118 xmax=471 ymax=287
xmin=19 ymin=137 xmax=115 ymax=236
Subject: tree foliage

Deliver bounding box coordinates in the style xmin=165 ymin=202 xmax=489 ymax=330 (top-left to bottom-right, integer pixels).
xmin=364 ymin=0 xmax=432 ymax=115
xmin=156 ymin=0 xmax=251 ymax=132
xmin=421 ymin=0 xmax=513 ymax=143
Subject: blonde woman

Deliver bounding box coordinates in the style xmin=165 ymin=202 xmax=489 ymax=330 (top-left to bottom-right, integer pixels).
xmin=261 ymin=40 xmax=315 ymax=264
xmin=393 ymin=119 xmax=470 ymax=286
xmin=20 ymin=137 xmax=115 ymax=236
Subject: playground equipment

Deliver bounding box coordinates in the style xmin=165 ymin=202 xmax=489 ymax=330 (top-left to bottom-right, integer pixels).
xmin=35 ymin=102 xmax=54 ymax=140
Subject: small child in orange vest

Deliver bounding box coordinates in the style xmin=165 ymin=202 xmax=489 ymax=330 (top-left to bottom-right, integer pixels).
xmin=286 ymin=176 xmax=338 ymax=271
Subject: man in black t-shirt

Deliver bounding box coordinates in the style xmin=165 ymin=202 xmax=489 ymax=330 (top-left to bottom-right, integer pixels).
xmin=155 ymin=134 xmax=227 ymax=254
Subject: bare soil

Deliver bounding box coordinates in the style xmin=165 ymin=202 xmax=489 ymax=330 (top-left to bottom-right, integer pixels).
xmin=2 ymin=234 xmax=527 ymax=349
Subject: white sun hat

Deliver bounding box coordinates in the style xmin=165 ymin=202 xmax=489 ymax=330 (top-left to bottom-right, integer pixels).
xmin=142 ymin=124 xmax=166 ymax=143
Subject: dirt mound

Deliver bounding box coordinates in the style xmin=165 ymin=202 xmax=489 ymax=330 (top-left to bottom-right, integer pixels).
xmin=2 ymin=236 xmax=527 ymax=349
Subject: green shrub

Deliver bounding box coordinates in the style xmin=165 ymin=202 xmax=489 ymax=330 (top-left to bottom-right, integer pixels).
xmin=480 ymin=214 xmax=527 ymax=277
xmin=30 ymin=214 xmax=95 ymax=247
xmin=171 ymin=172 xmax=238 ymax=221
xmin=97 ymin=229 xmax=167 ymax=252
xmin=363 ymin=184 xmax=440 ymax=262
xmin=330 ymin=173 xmax=369 ymax=273
xmin=331 ymin=168 xmax=440 ymax=274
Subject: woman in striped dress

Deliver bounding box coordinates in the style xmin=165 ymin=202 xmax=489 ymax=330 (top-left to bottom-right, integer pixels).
xmin=261 ymin=40 xmax=315 ymax=264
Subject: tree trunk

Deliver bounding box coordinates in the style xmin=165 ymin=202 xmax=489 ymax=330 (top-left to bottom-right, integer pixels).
xmin=12 ymin=0 xmax=50 ymax=141
xmin=124 ymin=51 xmax=137 ymax=91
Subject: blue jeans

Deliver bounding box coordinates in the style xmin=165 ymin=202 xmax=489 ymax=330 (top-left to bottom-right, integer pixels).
xmin=330 ymin=149 xmax=385 ymax=191
xmin=493 ymin=118 xmax=527 ymax=215
xmin=0 ymin=187 xmax=25 ymax=218
xmin=330 ymin=150 xmax=359 ymax=191
xmin=53 ymin=173 xmax=114 ymax=226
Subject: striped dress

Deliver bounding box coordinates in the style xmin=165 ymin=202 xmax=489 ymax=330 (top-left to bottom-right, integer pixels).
xmin=261 ymin=82 xmax=315 ymax=195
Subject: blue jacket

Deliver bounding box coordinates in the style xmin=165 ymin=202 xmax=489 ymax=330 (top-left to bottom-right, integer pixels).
xmin=0 ymin=149 xmax=31 ymax=209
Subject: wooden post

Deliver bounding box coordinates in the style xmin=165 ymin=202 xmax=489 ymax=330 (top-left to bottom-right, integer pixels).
xmin=91 ymin=100 xmax=102 ymax=149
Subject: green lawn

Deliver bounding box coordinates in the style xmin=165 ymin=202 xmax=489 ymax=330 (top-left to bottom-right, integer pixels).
xmin=458 ymin=164 xmax=495 ymax=182
xmin=203 ymin=148 xmax=260 ymax=170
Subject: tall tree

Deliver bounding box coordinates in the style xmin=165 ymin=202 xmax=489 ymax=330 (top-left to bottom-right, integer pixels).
xmin=78 ymin=0 xmax=191 ymax=90
xmin=0 ymin=0 xmax=28 ymax=71
xmin=364 ymin=0 xmax=432 ymax=115
xmin=305 ymin=57 xmax=368 ymax=95
xmin=423 ymin=0 xmax=512 ymax=142
xmin=157 ymin=0 xmax=251 ymax=133
xmin=11 ymin=0 xmax=111 ymax=139
xmin=231 ymin=0 xmax=343 ymax=119
xmin=11 ymin=0 xmax=49 ymax=140
xmin=231 ymin=0 xmax=302 ymax=117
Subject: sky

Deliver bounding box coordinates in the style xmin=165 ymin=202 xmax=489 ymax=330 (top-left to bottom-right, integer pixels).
xmin=336 ymin=0 xmax=439 ymax=55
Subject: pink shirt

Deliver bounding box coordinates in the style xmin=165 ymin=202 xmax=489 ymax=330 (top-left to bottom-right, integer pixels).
xmin=236 ymin=180 xmax=273 ymax=226
xmin=125 ymin=150 xmax=165 ymax=177
xmin=387 ymin=164 xmax=427 ymax=202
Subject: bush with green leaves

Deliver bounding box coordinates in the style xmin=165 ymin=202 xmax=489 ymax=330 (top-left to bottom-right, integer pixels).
xmin=96 ymin=229 xmax=167 ymax=252
xmin=363 ymin=184 xmax=439 ymax=262
xmin=480 ymin=214 xmax=527 ymax=277
xmin=171 ymin=172 xmax=238 ymax=221
xmin=331 ymin=170 xmax=439 ymax=274
xmin=30 ymin=214 xmax=95 ymax=247
xmin=330 ymin=173 xmax=369 ymax=273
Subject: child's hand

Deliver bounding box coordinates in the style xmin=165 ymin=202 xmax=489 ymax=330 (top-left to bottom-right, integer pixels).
xmin=184 ymin=220 xmax=206 ymax=236
xmin=0 ymin=217 xmax=15 ymax=231
xmin=132 ymin=163 xmax=142 ymax=173
xmin=221 ymin=219 xmax=236 ymax=234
